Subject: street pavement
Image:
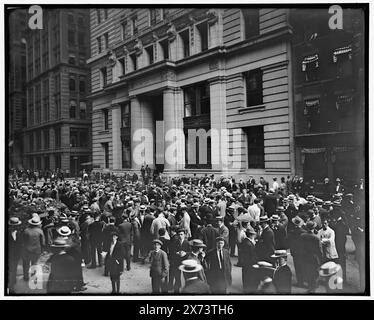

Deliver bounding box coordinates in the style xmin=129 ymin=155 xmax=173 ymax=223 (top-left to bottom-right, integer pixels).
xmin=11 ymin=235 xmax=361 ymax=295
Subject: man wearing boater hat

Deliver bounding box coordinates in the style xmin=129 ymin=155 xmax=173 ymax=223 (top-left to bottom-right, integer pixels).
xmin=271 ymin=250 xmax=292 ymax=294
xmin=300 ymin=221 xmax=323 ymax=293
xmin=8 ymin=217 xmax=23 ymax=293
xmin=256 ymin=216 xmax=275 ymax=263
xmin=179 ymin=259 xmax=210 ymax=294
xmin=22 ymin=214 xmax=45 ymax=281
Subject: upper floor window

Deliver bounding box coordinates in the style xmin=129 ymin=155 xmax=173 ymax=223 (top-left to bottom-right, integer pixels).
xmin=244 ymin=69 xmax=263 ymax=107
xmin=145 ymin=45 xmax=154 ymax=65
xmin=121 ymin=21 xmax=127 ymax=41
xmin=100 ymin=67 xmax=107 ymax=87
xmin=131 ymin=16 xmax=138 ymax=35
xmin=121 ymin=103 xmax=131 ymax=128
xmin=333 ymin=45 xmax=353 ymax=78
xmin=150 ymin=9 xmax=157 ymax=26
xmin=184 ymin=82 xmax=210 ymax=117
xmin=103 ymin=109 xmax=109 ymax=130
xmin=69 ymin=100 xmax=77 ymax=118
xmin=242 ymin=9 xmax=260 ymax=39
xmin=96 ymin=9 xmax=101 ymax=24
xmin=79 ymin=77 xmax=86 ymax=92
xmin=97 ymin=36 xmax=102 ymax=53
xmin=196 ymin=22 xmax=208 ymax=52
xmin=103 ymin=33 xmax=109 ymax=50
xmin=130 ymin=53 xmax=137 ymax=71
xmin=303 ymin=98 xmax=321 ymax=132
xmin=160 ymin=39 xmax=169 ymax=60
xmin=79 ymin=101 xmax=87 ymax=119
xmin=244 ymin=125 xmax=264 ymax=169
xmin=302 ymin=54 xmax=319 ymax=81
xmin=69 ymin=75 xmax=76 ymax=91
xmin=179 ymin=29 xmax=190 ymax=58
xmin=119 ymin=57 xmax=125 ymax=76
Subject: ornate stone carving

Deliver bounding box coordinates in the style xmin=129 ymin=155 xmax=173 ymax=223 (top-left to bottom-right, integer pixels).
xmin=134 ymin=38 xmax=143 ymax=56
xmin=107 ymin=50 xmax=117 ymax=67
xmin=207 ymin=9 xmax=219 ymax=25
xmin=167 ymin=22 xmax=177 ymax=42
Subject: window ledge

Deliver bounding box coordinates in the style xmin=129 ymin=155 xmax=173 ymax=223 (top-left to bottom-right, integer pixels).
xmin=239 ymin=105 xmax=265 ymax=113
xmin=98 ymin=130 xmax=110 ymax=134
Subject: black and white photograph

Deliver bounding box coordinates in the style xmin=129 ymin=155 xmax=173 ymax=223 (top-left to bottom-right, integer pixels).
xmin=4 ymin=2 xmax=369 ymax=297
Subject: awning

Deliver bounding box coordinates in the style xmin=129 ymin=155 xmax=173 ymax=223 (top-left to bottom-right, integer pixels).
xmin=336 ymin=95 xmax=353 ymax=110
xmin=301 ymin=147 xmax=326 ymax=154
xmin=333 ymin=45 xmax=352 ymax=63
xmin=304 ymin=98 xmax=320 ymax=116
xmin=333 ymin=146 xmax=356 ymax=153
xmin=302 ymin=54 xmax=319 ymax=71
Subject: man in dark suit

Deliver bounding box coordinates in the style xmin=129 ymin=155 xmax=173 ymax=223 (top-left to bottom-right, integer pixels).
xmin=180 ymin=259 xmax=210 ymax=294
xmin=118 ymin=213 xmax=133 ymax=271
xmin=8 ymin=217 xmax=23 ymax=293
xmin=47 ymin=238 xmax=77 ymax=294
xmin=104 ymin=231 xmax=124 ymax=294
xmin=141 ymin=210 xmax=155 ymax=262
xmin=288 ymin=216 xmax=307 ymax=287
xmin=217 ymin=216 xmax=229 ymax=249
xmin=168 ymin=228 xmax=190 ymax=293
xmin=256 ymin=216 xmax=275 ymax=263
xmin=206 ymin=237 xmax=232 ymax=294
xmin=271 ymin=215 xmax=288 ymax=250
xmin=300 ymin=221 xmax=323 ymax=292
xmin=88 ymin=213 xmax=105 ymax=268
xmin=271 ymin=250 xmax=292 ymax=294
xmin=200 ymin=216 xmax=219 ymax=251
xmin=149 ymin=239 xmax=169 ymax=294
xmin=240 ymin=229 xmax=258 ymax=293
xmin=263 ymin=188 xmax=278 ymax=217
xmin=189 ymin=203 xmax=203 ymax=239
xmin=187 ymin=239 xmax=208 ymax=282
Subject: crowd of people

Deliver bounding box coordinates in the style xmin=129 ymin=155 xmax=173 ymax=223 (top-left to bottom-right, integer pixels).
xmin=7 ymin=170 xmax=366 ymax=294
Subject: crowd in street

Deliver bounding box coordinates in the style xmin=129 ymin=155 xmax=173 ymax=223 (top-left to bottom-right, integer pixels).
xmin=7 ymin=170 xmax=366 ymax=294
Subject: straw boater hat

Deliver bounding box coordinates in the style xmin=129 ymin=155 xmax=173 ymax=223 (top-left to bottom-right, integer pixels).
xmin=271 ymin=215 xmax=280 ymax=221
xmin=259 ymin=216 xmax=269 ymax=223
xmin=271 ymin=250 xmax=288 ymax=259
xmin=28 ymin=215 xmax=41 ymax=226
xmin=292 ymin=216 xmax=304 ymax=226
xmin=51 ymin=238 xmax=69 ymax=248
xmin=57 ymin=226 xmax=72 ymax=237
xmin=9 ymin=217 xmax=22 ymax=226
xmin=319 ymin=261 xmax=341 ymax=277
xmin=178 ymin=259 xmax=203 ymax=273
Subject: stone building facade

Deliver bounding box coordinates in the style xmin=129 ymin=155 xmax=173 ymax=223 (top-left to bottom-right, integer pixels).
xmin=88 ymin=8 xmax=295 ymax=180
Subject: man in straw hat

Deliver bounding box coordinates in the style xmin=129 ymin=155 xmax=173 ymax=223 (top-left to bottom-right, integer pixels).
xmin=319 ymin=261 xmax=343 ymax=293
xmin=8 ymin=217 xmax=23 ymax=293
xmin=256 ymin=216 xmax=275 ymax=263
xmin=271 ymin=250 xmax=292 ymax=294
xmin=46 ymin=238 xmax=76 ymax=294
xmin=288 ymin=216 xmax=307 ymax=287
xmin=22 ymin=214 xmax=45 ymax=281
xmin=187 ymin=239 xmax=208 ymax=282
xmin=300 ymin=221 xmax=323 ymax=293
xmin=240 ymin=228 xmax=258 ymax=293
xmin=179 ymin=259 xmax=210 ymax=294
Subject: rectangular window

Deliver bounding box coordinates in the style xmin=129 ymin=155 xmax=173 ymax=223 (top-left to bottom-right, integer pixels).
xmin=121 ymin=103 xmax=131 ymax=128
xmin=121 ymin=21 xmax=127 ymax=41
xmin=103 ymin=109 xmax=109 ymax=130
xmin=100 ymin=67 xmax=107 ymax=87
xmin=69 ymin=75 xmax=76 ymax=91
xmin=245 ymin=126 xmax=264 ymax=169
xmin=119 ymin=58 xmax=125 ymax=75
xmin=68 ymin=54 xmax=76 ymax=65
xmin=44 ymin=130 xmax=49 ymax=150
xmin=302 ymin=54 xmax=319 ymax=82
xmin=122 ymin=138 xmax=131 ymax=168
xmin=78 ymin=14 xmax=84 ymax=27
xmin=54 ymin=94 xmax=60 ymax=119
xmin=184 ymin=82 xmax=210 ymax=117
xmin=180 ymin=29 xmax=190 ymax=58
xmin=78 ymin=32 xmax=85 ymax=47
xmin=79 ymin=77 xmax=86 ymax=92
xmin=70 ymin=128 xmax=89 ymax=147
xmin=130 ymin=53 xmax=137 ymax=71
xmin=103 ymin=9 xmax=108 ymax=20
xmin=69 ymin=100 xmax=77 ymax=118
xmin=145 ymin=45 xmax=154 ymax=65
xmin=96 ymin=9 xmax=101 ymax=24
xmin=150 ymin=9 xmax=157 ymax=26
xmin=242 ymin=9 xmax=260 ymax=39
xmin=79 ymin=101 xmax=87 ymax=119
xmin=104 ymin=33 xmax=109 ymax=50
xmin=103 ymin=142 xmax=109 ymax=168
xmin=97 ymin=37 xmax=102 ymax=53
xmin=244 ymin=69 xmax=263 ymax=107
xmin=131 ymin=16 xmax=137 ymax=35
xmin=55 ymin=127 xmax=61 ymax=148
xmin=196 ymin=22 xmax=208 ymax=52
xmin=160 ymin=39 xmax=169 ymax=60
xmin=68 ymin=29 xmax=75 ymax=46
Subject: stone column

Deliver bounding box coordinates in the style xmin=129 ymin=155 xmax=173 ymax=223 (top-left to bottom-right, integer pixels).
xmin=111 ymin=104 xmax=122 ymax=170
xmin=163 ymin=87 xmax=185 ymax=172
xmin=209 ymin=77 xmax=227 ymax=171
xmin=130 ymin=96 xmax=154 ymax=170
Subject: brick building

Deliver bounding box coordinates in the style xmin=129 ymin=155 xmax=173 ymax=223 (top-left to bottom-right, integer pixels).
xmin=290 ymin=8 xmax=365 ymax=183
xmin=88 ymin=8 xmax=295 ymax=180
xmin=22 ymin=8 xmax=91 ymax=176
xmin=8 ymin=9 xmax=28 ymax=169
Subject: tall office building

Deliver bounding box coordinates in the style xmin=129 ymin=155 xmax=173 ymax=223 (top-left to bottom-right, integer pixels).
xmin=22 ymin=8 xmax=91 ymax=176
xmin=8 ymin=9 xmax=28 ymax=169
xmin=88 ymin=8 xmax=295 ymax=180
